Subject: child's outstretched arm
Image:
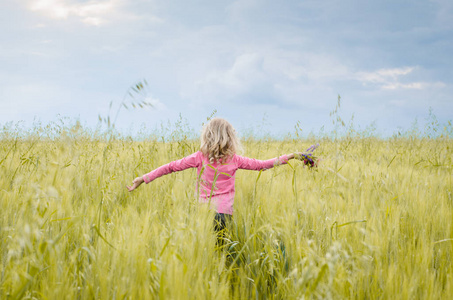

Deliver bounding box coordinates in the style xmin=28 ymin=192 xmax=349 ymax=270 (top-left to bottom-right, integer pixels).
xmin=126 ymin=152 xmax=201 ymax=192
xmin=285 ymin=153 xmax=301 ymax=160
xmin=251 ymin=143 xmax=320 ymax=169
xmin=236 ymin=152 xmax=303 ymax=170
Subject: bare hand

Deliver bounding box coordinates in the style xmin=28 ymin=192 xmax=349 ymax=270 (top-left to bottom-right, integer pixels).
xmin=127 ymin=176 xmax=144 ymax=192
xmin=289 ymin=152 xmax=303 ymax=160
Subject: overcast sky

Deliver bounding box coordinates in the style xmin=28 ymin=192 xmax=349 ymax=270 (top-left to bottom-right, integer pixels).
xmin=1 ymin=0 xmax=452 ymax=137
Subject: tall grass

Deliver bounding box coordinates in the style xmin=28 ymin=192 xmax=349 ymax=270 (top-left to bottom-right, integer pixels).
xmin=0 ymin=122 xmax=452 ymax=299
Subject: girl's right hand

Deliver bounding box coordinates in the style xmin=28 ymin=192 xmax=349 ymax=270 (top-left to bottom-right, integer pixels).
xmin=127 ymin=176 xmax=144 ymax=192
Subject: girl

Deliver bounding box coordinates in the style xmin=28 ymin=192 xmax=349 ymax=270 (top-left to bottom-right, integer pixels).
xmin=127 ymin=118 xmax=307 ymax=239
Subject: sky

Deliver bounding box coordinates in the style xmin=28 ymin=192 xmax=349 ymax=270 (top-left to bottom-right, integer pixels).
xmin=1 ymin=0 xmax=452 ymax=137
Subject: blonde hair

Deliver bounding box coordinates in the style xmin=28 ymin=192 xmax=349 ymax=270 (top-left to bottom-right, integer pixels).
xmin=200 ymin=118 xmax=240 ymax=163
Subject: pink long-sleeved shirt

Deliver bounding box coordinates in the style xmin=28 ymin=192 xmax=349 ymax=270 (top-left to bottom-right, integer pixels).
xmin=143 ymin=151 xmax=289 ymax=215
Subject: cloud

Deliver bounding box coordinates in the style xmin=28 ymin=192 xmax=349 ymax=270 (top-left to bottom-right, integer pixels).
xmin=202 ymin=53 xmax=267 ymax=94
xmin=182 ymin=52 xmax=271 ymax=104
xmin=27 ymin=0 xmax=123 ymax=26
xmin=180 ymin=46 xmax=352 ymax=109
xmin=357 ymin=67 xmax=414 ymax=84
xmin=145 ymin=96 xmax=166 ymax=111
xmin=356 ymin=67 xmax=446 ymax=90
xmin=382 ymin=82 xmax=446 ymax=90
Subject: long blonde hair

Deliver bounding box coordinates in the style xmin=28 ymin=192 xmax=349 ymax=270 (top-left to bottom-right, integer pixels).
xmin=200 ymin=118 xmax=240 ymax=163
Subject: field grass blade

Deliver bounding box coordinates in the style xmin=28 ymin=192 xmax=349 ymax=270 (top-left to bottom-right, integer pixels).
xmin=159 ymin=235 xmax=172 ymax=257
xmin=387 ymin=154 xmax=399 ymax=168
xmin=91 ymin=225 xmax=117 ymax=250
xmin=331 ymin=220 xmax=367 ymax=240
xmin=433 ymin=238 xmax=453 ymax=245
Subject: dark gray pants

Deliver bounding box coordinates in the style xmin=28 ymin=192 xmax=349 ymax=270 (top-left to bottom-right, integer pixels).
xmin=214 ymin=213 xmax=231 ymax=246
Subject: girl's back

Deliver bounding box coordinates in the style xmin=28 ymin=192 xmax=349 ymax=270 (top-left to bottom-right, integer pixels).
xmin=142 ymin=150 xmax=290 ymax=214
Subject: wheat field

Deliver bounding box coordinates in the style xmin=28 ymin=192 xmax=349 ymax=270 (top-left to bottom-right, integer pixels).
xmin=0 ymin=124 xmax=452 ymax=299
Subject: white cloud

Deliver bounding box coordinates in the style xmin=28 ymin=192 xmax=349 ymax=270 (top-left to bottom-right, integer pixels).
xmin=357 ymin=67 xmax=414 ymax=84
xmin=208 ymin=53 xmax=266 ymax=93
xmin=145 ymin=96 xmax=166 ymax=111
xmin=356 ymin=67 xmax=446 ymax=90
xmin=382 ymin=82 xmax=446 ymax=90
xmin=184 ymin=52 xmax=269 ymax=103
xmin=382 ymin=82 xmax=421 ymax=90
xmin=27 ymin=0 xmax=122 ymax=26
xmin=181 ymin=47 xmax=352 ymax=108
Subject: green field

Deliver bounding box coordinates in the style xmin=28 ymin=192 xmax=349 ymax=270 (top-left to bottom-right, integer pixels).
xmin=0 ymin=127 xmax=452 ymax=299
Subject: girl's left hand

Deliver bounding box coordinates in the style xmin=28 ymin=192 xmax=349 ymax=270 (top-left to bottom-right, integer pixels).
xmin=127 ymin=176 xmax=144 ymax=192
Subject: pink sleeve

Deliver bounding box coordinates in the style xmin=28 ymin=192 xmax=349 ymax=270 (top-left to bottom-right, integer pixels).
xmin=235 ymin=154 xmax=289 ymax=171
xmin=142 ymin=152 xmax=201 ymax=183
